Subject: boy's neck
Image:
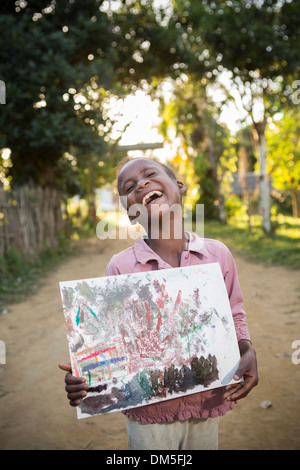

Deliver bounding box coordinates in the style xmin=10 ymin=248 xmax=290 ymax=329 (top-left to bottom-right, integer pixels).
xmin=144 ymin=225 xmax=189 ymax=268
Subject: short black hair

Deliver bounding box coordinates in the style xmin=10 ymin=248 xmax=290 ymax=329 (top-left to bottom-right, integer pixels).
xmin=115 ymin=156 xmax=177 ymax=194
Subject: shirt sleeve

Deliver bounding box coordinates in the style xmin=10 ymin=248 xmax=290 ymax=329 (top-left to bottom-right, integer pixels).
xmin=105 ymin=255 xmax=121 ymax=277
xmin=222 ymin=246 xmax=251 ymax=342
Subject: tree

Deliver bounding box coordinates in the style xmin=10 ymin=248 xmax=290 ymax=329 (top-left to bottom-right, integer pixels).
xmin=175 ymin=0 xmax=300 ymax=232
xmin=0 ymin=1 xmax=115 ymax=187
xmin=159 ymin=76 xmax=232 ymax=223
xmin=0 ymin=0 xmax=190 ymax=191
xmin=266 ymin=109 xmax=300 ymax=218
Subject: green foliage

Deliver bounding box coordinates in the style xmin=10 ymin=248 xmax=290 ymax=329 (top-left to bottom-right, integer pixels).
xmin=179 ymin=0 xmax=300 ymax=84
xmin=224 ymin=195 xmax=247 ymax=220
xmin=0 ymin=237 xmax=74 ymax=309
xmin=173 ymin=0 xmax=300 ymax=232
xmin=0 ymin=1 xmax=113 ymax=187
xmin=194 ymin=157 xmax=218 ymax=220
xmin=0 ymin=0 xmax=189 ymax=192
xmin=159 ymin=76 xmax=239 ymax=220
xmin=201 ymin=215 xmax=300 ymax=270
xmin=266 ymin=109 xmax=300 ymax=216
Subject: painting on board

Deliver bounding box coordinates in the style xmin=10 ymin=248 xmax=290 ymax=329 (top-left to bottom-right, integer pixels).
xmin=59 ymin=262 xmax=241 ymax=419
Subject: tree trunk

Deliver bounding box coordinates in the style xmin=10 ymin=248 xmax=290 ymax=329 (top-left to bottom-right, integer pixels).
xmin=251 ymin=121 xmax=271 ymax=233
xmin=197 ymin=89 xmax=226 ymax=225
xmin=239 ymin=144 xmax=252 ymax=233
xmin=206 ymin=129 xmax=226 ymax=225
xmin=292 ymin=190 xmax=300 ymax=218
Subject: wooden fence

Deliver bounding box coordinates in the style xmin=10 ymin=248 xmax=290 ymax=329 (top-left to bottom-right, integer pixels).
xmin=0 ymin=185 xmax=64 ymax=258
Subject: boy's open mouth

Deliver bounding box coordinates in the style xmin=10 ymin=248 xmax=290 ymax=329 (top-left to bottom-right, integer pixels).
xmin=142 ymin=190 xmax=163 ymax=207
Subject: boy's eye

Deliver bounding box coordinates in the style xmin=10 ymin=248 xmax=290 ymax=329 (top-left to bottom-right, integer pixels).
xmin=125 ymin=184 xmax=134 ymax=193
xmin=146 ymin=171 xmax=156 ymax=177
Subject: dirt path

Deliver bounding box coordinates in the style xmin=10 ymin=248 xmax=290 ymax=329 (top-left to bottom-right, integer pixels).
xmin=0 ymin=237 xmax=299 ymax=450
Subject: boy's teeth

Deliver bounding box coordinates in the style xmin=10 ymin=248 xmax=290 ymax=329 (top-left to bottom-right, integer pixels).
xmin=142 ymin=190 xmax=162 ymax=206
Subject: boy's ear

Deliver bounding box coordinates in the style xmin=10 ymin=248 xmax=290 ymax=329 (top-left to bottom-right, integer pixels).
xmin=176 ymin=180 xmax=187 ymax=194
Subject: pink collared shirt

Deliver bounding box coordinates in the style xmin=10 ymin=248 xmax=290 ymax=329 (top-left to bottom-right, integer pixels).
xmin=105 ymin=232 xmax=250 ymax=423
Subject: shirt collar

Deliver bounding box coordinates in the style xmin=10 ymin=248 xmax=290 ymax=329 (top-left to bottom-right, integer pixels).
xmin=133 ymin=231 xmax=209 ymax=265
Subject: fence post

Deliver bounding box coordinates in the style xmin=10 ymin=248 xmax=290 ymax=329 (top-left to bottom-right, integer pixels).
xmin=0 ymin=185 xmax=64 ymax=258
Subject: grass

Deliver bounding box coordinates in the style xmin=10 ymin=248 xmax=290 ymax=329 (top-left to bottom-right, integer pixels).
xmin=0 ymin=238 xmax=76 ymax=310
xmin=198 ymin=214 xmax=300 ymax=270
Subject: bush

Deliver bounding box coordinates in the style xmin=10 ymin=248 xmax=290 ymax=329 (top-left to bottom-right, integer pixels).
xmin=0 ymin=241 xmax=74 ymax=309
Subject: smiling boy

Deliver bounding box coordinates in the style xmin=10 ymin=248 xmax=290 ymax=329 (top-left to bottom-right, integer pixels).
xmin=59 ymin=157 xmax=258 ymax=450
xmin=117 ymin=157 xmax=188 ymax=267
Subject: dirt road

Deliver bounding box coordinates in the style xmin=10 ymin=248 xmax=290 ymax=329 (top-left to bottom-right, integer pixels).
xmin=0 ymin=237 xmax=299 ymax=450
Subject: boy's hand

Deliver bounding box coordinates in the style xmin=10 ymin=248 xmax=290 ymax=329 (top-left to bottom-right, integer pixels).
xmin=59 ymin=363 xmax=89 ymax=407
xmin=224 ymin=339 xmax=258 ymax=402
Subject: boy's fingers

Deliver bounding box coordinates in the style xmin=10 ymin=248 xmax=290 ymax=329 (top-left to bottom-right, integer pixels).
xmin=59 ymin=362 xmax=87 ymax=408
xmin=223 ymin=383 xmax=241 ymax=399
xmin=226 ymin=383 xmax=251 ymax=401
xmin=67 ymin=390 xmax=88 ymax=403
xmin=58 ymin=363 xmax=72 ymax=372
xmin=233 ymin=366 xmax=245 ymax=381
xmin=59 ymin=363 xmax=86 ymax=384
xmin=224 ymin=383 xmax=238 ymax=392
xmin=232 ymin=356 xmax=249 ymax=381
xmin=70 ymin=399 xmax=82 ymax=407
xmin=65 ymin=383 xmax=89 ymax=393
xmin=224 ymin=373 xmax=258 ymax=401
xmin=224 ymin=383 xmax=244 ymax=401
xmin=65 ymin=374 xmax=86 ymax=386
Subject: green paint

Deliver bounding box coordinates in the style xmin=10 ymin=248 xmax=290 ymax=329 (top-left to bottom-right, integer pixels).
xmin=76 ymin=306 xmax=81 ymax=326
xmin=180 ymin=312 xmax=209 ymax=355
xmin=136 ymin=370 xmax=153 ymax=399
xmin=88 ymin=370 xmax=91 ymax=386
xmin=88 ymin=306 xmax=97 ymax=319
xmin=75 ymin=305 xmax=97 ymax=326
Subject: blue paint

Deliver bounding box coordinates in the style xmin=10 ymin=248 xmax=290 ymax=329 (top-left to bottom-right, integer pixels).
xmin=82 ymin=356 xmax=127 ymax=372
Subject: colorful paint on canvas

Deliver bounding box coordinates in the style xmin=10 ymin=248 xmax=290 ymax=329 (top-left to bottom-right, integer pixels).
xmin=59 ymin=262 xmax=241 ymax=419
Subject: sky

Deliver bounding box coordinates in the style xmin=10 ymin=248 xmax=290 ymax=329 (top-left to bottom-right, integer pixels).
xmin=115 ymin=90 xmax=173 ymax=163
xmin=117 ymin=76 xmax=248 ymax=151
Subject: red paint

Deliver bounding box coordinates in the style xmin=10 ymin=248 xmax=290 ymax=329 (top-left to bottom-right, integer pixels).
xmin=144 ymin=301 xmax=151 ymax=330
xmin=135 ymin=304 xmax=141 ymax=319
xmin=156 ymin=309 xmax=162 ymax=333
xmin=175 ymin=290 xmax=182 ymax=305
xmin=156 ymin=298 xmax=164 ymax=309
xmin=81 ymin=346 xmax=117 ymax=361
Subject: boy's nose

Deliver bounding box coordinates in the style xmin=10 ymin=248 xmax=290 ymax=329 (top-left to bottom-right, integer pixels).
xmin=136 ymin=179 xmax=150 ymax=192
